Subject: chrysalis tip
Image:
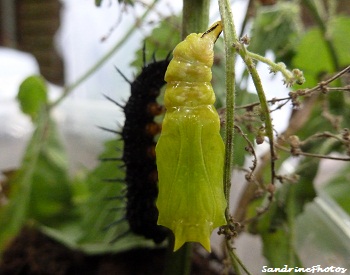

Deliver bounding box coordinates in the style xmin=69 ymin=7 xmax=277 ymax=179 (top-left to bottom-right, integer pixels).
xmin=173 ymin=237 xmax=211 ymax=252
xmin=165 ymin=220 xmax=212 ymax=252
xmin=201 ymin=21 xmax=223 ymax=42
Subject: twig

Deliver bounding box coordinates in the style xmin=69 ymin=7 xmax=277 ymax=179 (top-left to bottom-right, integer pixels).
xmin=275 ymin=143 xmax=350 ymax=161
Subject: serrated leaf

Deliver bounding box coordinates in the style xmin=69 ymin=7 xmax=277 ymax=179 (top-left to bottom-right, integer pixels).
xmin=292 ymin=16 xmax=350 ymax=88
xmin=292 ymin=28 xmax=332 ymax=88
xmin=76 ymin=138 xmax=159 ymax=253
xmin=40 ymin=139 xmax=157 ymax=254
xmin=0 ymin=109 xmax=73 ymax=251
xmin=249 ymin=2 xmax=302 ymax=61
xmin=77 ymin=139 xmax=127 ymax=243
xmin=17 ymin=75 xmax=48 ymax=120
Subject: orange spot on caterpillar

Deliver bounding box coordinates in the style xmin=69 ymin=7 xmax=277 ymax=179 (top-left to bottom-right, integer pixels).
xmin=109 ymin=57 xmax=170 ymax=244
xmin=147 ymin=102 xmax=165 ymax=116
xmin=145 ymin=122 xmax=162 ymax=136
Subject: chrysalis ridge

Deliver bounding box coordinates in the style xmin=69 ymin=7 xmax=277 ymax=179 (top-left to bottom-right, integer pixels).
xmin=156 ymin=21 xmax=226 ymax=252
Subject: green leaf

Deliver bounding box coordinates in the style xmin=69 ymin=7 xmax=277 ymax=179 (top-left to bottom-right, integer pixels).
xmin=295 ymin=199 xmax=350 ymax=270
xmin=261 ymin=227 xmax=303 ymax=270
xmin=292 ymin=16 xmax=350 ymax=88
xmin=40 ymin=139 xmax=157 ymax=254
xmin=249 ymin=2 xmax=302 ymax=61
xmin=17 ymin=75 xmax=48 ymax=120
xmin=292 ymin=28 xmax=332 ymax=88
xmin=323 ymin=163 xmax=350 ymax=215
xmin=76 ymin=138 xmax=160 ymax=253
xmin=76 ymin=139 xmax=127 ymax=245
xmin=329 ymin=16 xmax=350 ymax=68
xmin=0 ymin=109 xmax=73 ymax=251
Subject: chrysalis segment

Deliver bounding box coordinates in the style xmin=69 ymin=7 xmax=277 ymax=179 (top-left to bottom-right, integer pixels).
xmin=156 ymin=21 xmax=226 ymax=252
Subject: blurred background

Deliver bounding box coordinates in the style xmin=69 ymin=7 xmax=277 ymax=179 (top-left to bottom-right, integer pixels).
xmin=1 ymin=0 xmax=350 ymax=274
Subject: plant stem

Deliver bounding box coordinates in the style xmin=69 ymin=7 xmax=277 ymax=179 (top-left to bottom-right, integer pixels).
xmin=247 ymin=52 xmax=293 ymax=81
xmin=238 ymin=44 xmax=276 ymax=183
xmin=163 ymin=241 xmax=192 ymax=275
xmin=219 ymin=0 xmax=237 ymax=215
xmin=286 ymin=184 xmax=297 ymax=266
xmin=50 ymin=0 xmax=160 ymax=109
xmin=182 ymin=0 xmax=210 ymax=37
xmin=226 ymin=242 xmax=253 ymax=275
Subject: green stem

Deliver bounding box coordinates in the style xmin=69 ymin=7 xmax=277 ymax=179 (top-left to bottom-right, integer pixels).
xmin=219 ymin=0 xmax=237 ymax=216
xmin=286 ymin=184 xmax=296 ymax=266
xmin=247 ymin=52 xmax=293 ymax=81
xmin=182 ymin=0 xmax=210 ymax=37
xmin=238 ymin=44 xmax=276 ymax=184
xmin=226 ymin=242 xmax=253 ymax=275
xmin=163 ymin=241 xmax=192 ymax=275
xmin=50 ymin=0 xmax=160 ymax=109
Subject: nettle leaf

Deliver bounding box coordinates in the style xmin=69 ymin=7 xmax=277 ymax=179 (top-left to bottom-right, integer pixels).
xmin=249 ymin=2 xmax=302 ymax=61
xmin=40 ymin=139 xmax=155 ymax=254
xmin=292 ymin=28 xmax=332 ymax=88
xmin=75 ymin=139 xmax=155 ymax=253
xmin=17 ymin=75 xmax=48 ymax=120
xmin=0 ymin=109 xmax=73 ymax=250
xmin=292 ymin=16 xmax=350 ymax=88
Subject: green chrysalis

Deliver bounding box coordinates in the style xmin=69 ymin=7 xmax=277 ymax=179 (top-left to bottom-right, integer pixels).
xmin=156 ymin=21 xmax=226 ymax=252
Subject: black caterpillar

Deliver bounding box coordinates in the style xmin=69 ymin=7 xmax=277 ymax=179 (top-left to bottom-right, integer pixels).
xmin=103 ymin=54 xmax=170 ymax=243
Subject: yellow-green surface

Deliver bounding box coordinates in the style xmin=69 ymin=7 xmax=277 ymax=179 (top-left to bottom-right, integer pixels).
xmin=156 ymin=22 xmax=226 ymax=252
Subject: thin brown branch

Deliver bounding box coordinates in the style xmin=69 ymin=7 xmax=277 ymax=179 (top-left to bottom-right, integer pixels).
xmin=275 ymin=143 xmax=350 ymax=161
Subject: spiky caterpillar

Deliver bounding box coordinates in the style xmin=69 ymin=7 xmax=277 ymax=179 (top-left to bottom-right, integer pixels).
xmin=122 ymin=58 xmax=170 ymax=243
xmin=155 ymin=21 xmax=227 ymax=252
xmin=107 ymin=56 xmax=170 ymax=243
